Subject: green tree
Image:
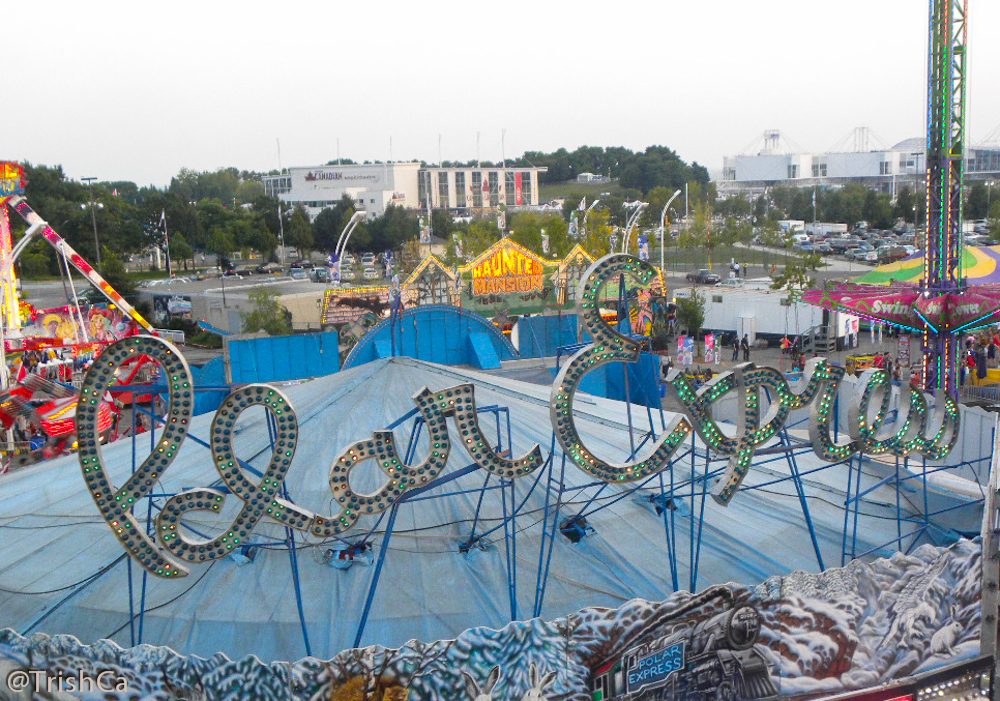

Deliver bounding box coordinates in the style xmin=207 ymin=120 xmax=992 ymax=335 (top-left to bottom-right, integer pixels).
xmin=286 ymin=204 xmax=314 ymax=254
xmin=509 ymin=212 xmax=569 ymax=257
xmin=863 ymin=190 xmax=894 ymax=229
xmin=675 ymin=289 xmax=706 ymax=337
xmin=681 ymin=200 xmax=711 ymax=248
xmin=894 ymin=186 xmax=916 ymax=222
xmin=312 ymin=195 xmax=356 ymax=252
xmin=367 ymin=204 xmax=420 ymax=252
xmin=771 ymin=253 xmax=823 ymax=290
xmin=966 ymin=183 xmax=989 ymax=220
xmin=580 ymin=209 xmax=613 ymax=257
xmin=240 ymin=288 xmax=292 ymax=336
xmin=98 ymin=247 xmax=137 ymax=298
xmin=461 ymin=219 xmax=502 ymax=259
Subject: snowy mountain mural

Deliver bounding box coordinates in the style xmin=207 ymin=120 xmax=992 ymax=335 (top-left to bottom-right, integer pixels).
xmin=0 ymin=539 xmax=982 ymax=701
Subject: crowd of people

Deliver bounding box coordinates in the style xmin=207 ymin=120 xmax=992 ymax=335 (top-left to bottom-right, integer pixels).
xmin=958 ymin=332 xmax=1000 ymax=385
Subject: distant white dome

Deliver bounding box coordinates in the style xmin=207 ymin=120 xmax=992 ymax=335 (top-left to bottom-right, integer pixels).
xmin=892 ymin=137 xmax=926 ymax=152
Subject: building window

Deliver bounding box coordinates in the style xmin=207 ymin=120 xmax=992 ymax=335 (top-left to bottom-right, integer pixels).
xmin=505 ymin=171 xmax=517 ymax=206
xmin=787 ymin=165 xmax=799 ymax=179
xmin=488 ymin=172 xmax=500 ymax=207
xmin=471 ymin=172 xmax=483 ymax=208
xmin=418 ymin=171 xmax=427 ymax=208
xmin=264 ymin=176 xmax=291 ymax=198
xmin=437 ymin=172 xmax=449 ymax=208
xmin=454 ymin=172 xmax=466 ymax=208
xmin=811 ymin=163 xmax=827 ymax=177
xmin=521 ymin=172 xmax=532 ymax=204
xmin=880 ymin=161 xmax=893 ymax=175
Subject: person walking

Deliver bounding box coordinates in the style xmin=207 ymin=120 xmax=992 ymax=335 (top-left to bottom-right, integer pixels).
xmin=731 ymin=335 xmax=740 ymax=362
xmin=741 ymin=334 xmax=750 ymax=361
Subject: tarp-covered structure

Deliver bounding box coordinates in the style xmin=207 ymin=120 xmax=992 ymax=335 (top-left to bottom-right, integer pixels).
xmin=0 ymin=357 xmax=989 ymax=663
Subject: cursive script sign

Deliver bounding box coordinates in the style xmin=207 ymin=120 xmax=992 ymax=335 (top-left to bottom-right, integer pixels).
xmin=76 ymin=254 xmax=960 ymax=578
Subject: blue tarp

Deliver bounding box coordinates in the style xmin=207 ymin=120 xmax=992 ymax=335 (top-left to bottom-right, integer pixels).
xmin=227 ymin=331 xmax=340 ymax=384
xmin=343 ymin=306 xmax=517 ymax=370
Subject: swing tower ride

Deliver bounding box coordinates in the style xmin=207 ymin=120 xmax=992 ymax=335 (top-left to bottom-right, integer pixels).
xmin=802 ymin=0 xmax=992 ymax=396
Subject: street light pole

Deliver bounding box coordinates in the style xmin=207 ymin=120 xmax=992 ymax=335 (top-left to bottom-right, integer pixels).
xmin=621 ymin=201 xmax=648 ymax=253
xmin=659 ymin=190 xmax=682 ymax=275
xmin=81 ymin=177 xmax=101 ymax=267
xmin=582 ymin=199 xmax=601 ymax=238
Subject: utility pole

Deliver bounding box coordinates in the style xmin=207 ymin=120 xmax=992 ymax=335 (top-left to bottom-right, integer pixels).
xmin=82 ymin=177 xmax=101 ymax=267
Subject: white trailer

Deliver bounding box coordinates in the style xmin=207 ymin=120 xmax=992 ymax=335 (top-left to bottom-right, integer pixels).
xmin=673 ymin=286 xmax=859 ymax=344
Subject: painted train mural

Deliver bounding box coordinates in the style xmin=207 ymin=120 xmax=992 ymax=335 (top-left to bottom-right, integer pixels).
xmin=0 ymin=539 xmax=984 ymax=700
xmin=590 ymin=603 xmax=777 ymax=701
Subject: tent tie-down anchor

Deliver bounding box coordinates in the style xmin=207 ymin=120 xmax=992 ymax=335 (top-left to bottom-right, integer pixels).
xmin=321 ymin=542 xmax=374 ymax=570
xmin=558 ymin=515 xmax=594 ymax=543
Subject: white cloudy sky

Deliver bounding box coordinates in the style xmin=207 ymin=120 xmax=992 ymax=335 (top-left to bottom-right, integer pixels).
xmin=7 ymin=0 xmax=999 ymax=187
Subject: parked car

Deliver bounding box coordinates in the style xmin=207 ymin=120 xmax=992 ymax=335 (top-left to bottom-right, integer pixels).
xmin=310 ymin=268 xmax=329 ymax=283
xmin=363 ymin=267 xmax=380 ymax=280
xmin=255 ymin=262 xmax=281 ymax=274
xmin=814 ymin=242 xmax=833 ymax=255
xmin=845 ymin=247 xmax=865 ymax=261
xmin=340 ymin=267 xmax=356 ymax=281
xmin=685 ymin=269 xmax=721 ymax=284
xmin=716 ymin=278 xmax=745 ymax=289
xmin=289 ymin=269 xmax=308 ymax=280
xmin=878 ymin=246 xmax=909 ymax=263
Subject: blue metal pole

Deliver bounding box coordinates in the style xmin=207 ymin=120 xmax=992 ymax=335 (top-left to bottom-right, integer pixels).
xmin=782 ymin=429 xmax=825 ymax=570
xmin=354 ymin=503 xmax=399 ymax=648
xmin=841 ymin=454 xmax=854 ymax=567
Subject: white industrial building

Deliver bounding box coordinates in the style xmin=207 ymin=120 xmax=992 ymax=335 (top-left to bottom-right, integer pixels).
xmin=263 ymin=162 xmax=422 ymax=219
xmin=264 ymin=163 xmax=547 ymax=220
xmin=719 ymin=129 xmax=1000 ymax=195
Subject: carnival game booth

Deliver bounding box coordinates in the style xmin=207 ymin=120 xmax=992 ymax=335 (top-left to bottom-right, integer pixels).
xmin=0 ymin=254 xmax=993 ymax=701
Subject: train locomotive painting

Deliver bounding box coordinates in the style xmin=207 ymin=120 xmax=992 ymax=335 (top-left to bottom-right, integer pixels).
xmin=590 ymin=603 xmax=778 ymax=701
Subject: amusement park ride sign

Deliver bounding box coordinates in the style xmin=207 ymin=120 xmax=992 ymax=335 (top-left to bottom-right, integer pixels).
xmin=75 ymin=254 xmax=960 ymax=579
xmin=470 ymin=242 xmax=544 ymax=296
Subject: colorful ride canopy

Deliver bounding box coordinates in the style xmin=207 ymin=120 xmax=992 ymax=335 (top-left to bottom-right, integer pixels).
xmin=801 ymin=246 xmax=1000 ymax=335
xmin=856 ymin=245 xmax=1000 ymax=286
xmin=801 ymin=282 xmax=1000 ymax=334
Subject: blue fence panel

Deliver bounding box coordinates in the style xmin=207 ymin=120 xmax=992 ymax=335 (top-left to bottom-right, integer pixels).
xmin=516 ymin=315 xmax=580 ymax=359
xmin=554 ymin=351 xmax=662 ymax=410
xmin=190 ymin=356 xmax=229 ymax=415
xmin=343 ymin=306 xmax=517 ymax=371
xmin=227 ymin=331 xmax=340 ymax=384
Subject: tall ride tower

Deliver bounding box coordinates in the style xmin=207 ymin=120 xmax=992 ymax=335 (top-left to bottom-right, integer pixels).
xmin=921 ymin=0 xmax=968 ymax=393
xmin=803 ymin=1 xmax=986 ymax=397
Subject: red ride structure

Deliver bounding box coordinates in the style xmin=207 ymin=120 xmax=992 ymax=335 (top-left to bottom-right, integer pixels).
xmin=0 ymin=163 xmax=157 ymax=468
